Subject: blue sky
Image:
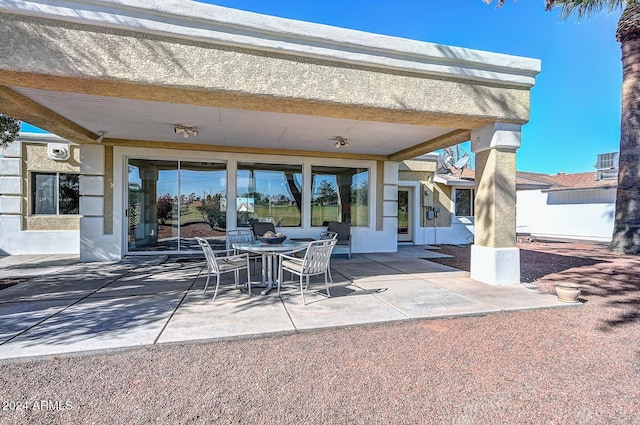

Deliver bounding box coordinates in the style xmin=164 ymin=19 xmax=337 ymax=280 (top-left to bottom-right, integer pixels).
xmin=22 ymin=0 xmax=624 ymax=174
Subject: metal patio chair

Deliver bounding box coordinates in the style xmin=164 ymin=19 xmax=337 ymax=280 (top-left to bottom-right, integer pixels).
xmin=327 ymin=221 xmax=351 ymax=259
xmin=319 ymin=230 xmax=338 ymax=282
xmin=196 ymin=237 xmax=251 ymax=301
xmin=226 ymin=228 xmax=260 ymax=271
xmin=277 ymin=238 xmax=337 ymax=305
xmin=251 ymin=222 xmax=276 ymax=238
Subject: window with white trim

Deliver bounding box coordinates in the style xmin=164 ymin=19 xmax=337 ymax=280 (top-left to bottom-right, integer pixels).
xmin=31 ymin=172 xmax=80 ymax=215
xmin=454 ymin=188 xmax=474 ymax=217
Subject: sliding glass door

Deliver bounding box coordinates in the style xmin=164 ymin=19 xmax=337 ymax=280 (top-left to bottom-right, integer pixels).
xmin=127 ymin=159 xmax=226 ymax=253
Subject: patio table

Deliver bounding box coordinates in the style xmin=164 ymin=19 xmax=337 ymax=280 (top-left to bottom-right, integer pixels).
xmin=232 ymin=240 xmax=309 ymax=295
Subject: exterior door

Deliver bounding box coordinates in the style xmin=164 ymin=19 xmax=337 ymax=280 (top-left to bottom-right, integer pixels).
xmin=397 ymin=188 xmax=413 ymax=242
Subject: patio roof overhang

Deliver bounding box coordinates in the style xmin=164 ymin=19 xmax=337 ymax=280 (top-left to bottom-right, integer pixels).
xmin=0 ymin=0 xmax=541 ymax=161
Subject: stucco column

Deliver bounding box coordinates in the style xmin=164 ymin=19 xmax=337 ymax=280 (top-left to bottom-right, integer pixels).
xmin=470 ymin=123 xmax=521 ymax=285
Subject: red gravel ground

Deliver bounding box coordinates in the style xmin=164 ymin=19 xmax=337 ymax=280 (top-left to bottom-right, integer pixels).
xmin=1 ymin=241 xmax=639 ymax=424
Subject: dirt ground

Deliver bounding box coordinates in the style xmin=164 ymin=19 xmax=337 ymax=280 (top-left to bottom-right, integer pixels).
xmin=432 ymin=239 xmax=640 ymax=300
xmin=1 ymin=239 xmax=639 ymax=424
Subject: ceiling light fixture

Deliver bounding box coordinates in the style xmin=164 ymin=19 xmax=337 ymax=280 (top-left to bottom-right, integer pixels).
xmin=95 ymin=131 xmax=106 ymax=143
xmin=333 ymin=136 xmax=350 ymax=149
xmin=174 ymin=125 xmax=199 ymax=139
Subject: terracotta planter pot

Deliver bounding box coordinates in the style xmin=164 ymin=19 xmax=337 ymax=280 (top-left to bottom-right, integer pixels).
xmin=555 ymin=283 xmax=581 ymax=303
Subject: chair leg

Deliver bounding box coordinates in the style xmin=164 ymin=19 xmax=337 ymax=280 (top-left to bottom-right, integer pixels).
xmin=325 ymin=272 xmax=331 ymax=298
xmin=327 ymin=266 xmax=333 ymax=283
xmin=203 ymin=270 xmax=211 ymax=294
xmin=212 ymin=275 xmax=221 ymax=301
xmin=300 ymin=275 xmax=305 ymax=305
xmin=247 ymin=265 xmax=251 ymax=297
xmin=277 ymin=263 xmax=283 ymax=296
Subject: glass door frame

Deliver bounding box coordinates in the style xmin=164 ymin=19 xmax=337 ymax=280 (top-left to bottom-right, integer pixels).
xmin=125 ymin=157 xmax=227 ymax=255
xmin=397 ymin=186 xmax=413 ymax=242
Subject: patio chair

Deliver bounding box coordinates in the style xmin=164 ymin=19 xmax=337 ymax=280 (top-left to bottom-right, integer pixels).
xmin=226 ymin=228 xmax=260 ymax=271
xmin=277 ymin=238 xmax=337 ymax=305
xmin=196 ymin=237 xmax=251 ymax=301
xmin=226 ymin=228 xmax=254 ymax=250
xmin=319 ymin=230 xmax=338 ymax=282
xmin=327 ymin=221 xmax=351 ymax=259
xmin=251 ymin=222 xmax=276 ymax=238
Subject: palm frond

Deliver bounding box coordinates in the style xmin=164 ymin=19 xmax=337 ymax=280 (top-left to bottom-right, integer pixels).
xmin=547 ymin=0 xmax=631 ymax=20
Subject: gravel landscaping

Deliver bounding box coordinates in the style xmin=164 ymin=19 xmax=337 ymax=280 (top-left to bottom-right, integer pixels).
xmin=1 ymin=241 xmax=639 ymax=424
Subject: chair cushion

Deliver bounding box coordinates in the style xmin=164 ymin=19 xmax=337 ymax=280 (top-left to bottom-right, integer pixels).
xmin=218 ymin=257 xmax=248 ymax=271
xmin=327 ymin=221 xmax=350 ymax=241
xmin=281 ymin=259 xmax=304 ymax=273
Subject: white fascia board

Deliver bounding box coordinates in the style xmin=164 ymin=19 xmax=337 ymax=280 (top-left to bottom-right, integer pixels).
xmin=541 ymin=186 xmax=616 ymax=193
xmin=17 ymin=132 xmax=74 ymax=144
xmin=516 ymin=183 xmax=551 ymax=191
xmin=433 ymin=174 xmax=475 ymax=187
xmin=0 ymin=0 xmax=541 ymax=87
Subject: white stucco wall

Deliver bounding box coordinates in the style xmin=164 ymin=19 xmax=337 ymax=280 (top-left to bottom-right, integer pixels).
xmin=516 ymin=188 xmax=615 ymax=242
xmin=0 ymin=137 xmax=79 ymax=255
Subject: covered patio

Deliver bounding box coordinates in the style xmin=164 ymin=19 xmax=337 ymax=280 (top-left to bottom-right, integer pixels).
xmin=0 ymin=247 xmax=569 ymax=361
xmin=0 ymin=0 xmax=540 ymax=285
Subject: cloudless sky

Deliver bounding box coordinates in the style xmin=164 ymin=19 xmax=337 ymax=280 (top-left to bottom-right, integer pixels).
xmin=21 ymin=0 xmax=624 ymax=174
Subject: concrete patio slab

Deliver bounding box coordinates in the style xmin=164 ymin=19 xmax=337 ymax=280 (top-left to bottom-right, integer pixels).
xmin=0 ymin=254 xmax=79 ymax=279
xmin=157 ymin=287 xmax=295 ymax=343
xmin=0 ymin=299 xmax=72 ymax=344
xmin=353 ymin=278 xmax=483 ymax=318
xmin=90 ymin=263 xmax=201 ymax=298
xmin=428 ymin=276 xmax=566 ymax=310
xmin=0 ymin=293 xmax=184 ymax=360
xmin=280 ymin=283 xmax=409 ymax=329
xmin=0 ymin=246 xmax=578 ymax=361
xmin=332 ymin=261 xmax=420 ymax=282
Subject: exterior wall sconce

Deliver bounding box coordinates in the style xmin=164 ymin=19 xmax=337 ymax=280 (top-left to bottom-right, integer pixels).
xmin=174 ymin=125 xmax=199 ymax=138
xmin=334 ymin=136 xmax=350 ymax=148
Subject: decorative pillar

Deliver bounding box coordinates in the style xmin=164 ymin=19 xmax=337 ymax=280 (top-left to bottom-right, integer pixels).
xmin=470 ymin=123 xmax=521 ymax=285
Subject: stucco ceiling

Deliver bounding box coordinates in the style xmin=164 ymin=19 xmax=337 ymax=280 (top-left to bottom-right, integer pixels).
xmin=12 ymin=87 xmax=454 ymax=157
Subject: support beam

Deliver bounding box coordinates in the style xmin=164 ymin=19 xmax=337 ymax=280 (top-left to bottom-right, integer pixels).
xmin=388 ymin=129 xmax=471 ymax=162
xmin=104 ymin=138 xmax=387 ymax=161
xmin=0 ymin=86 xmax=98 ymax=144
xmin=469 ymin=123 xmax=521 ymax=285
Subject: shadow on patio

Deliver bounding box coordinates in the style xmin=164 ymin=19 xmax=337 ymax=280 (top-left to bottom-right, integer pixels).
xmin=0 ymin=246 xmax=571 ymax=361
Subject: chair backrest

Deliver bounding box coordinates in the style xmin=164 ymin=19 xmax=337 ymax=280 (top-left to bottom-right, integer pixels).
xmin=226 ymin=229 xmax=254 ymax=250
xmin=196 ymin=237 xmax=220 ymax=273
xmin=302 ymin=239 xmax=337 ymax=275
xmin=327 ymin=221 xmax=350 ymax=242
xmin=319 ymin=231 xmax=338 ymax=240
xmin=251 ymin=222 xmax=276 ymax=238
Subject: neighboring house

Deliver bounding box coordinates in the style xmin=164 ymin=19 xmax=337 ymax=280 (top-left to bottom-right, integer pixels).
xmin=399 ymin=152 xmax=618 ymax=245
xmin=516 ymin=156 xmax=618 ymax=242
xmin=0 ymin=0 xmax=542 ymax=285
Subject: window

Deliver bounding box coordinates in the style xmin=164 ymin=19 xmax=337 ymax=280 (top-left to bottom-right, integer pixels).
xmin=454 ymin=188 xmax=474 ymax=217
xmin=127 ymin=159 xmax=227 ymax=253
xmin=236 ymin=163 xmax=302 ymax=227
xmin=311 ymin=166 xmax=368 ymax=227
xmin=31 ymin=173 xmax=79 ymax=215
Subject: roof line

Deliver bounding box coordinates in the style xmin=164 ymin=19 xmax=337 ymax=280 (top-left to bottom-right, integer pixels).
xmin=0 ymin=0 xmax=541 ymax=87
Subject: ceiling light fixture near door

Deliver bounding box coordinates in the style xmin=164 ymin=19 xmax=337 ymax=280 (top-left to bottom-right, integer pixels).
xmin=174 ymin=124 xmax=199 ymax=138
xmin=95 ymin=131 xmax=107 ymax=143
xmin=333 ymin=136 xmax=350 ymax=148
